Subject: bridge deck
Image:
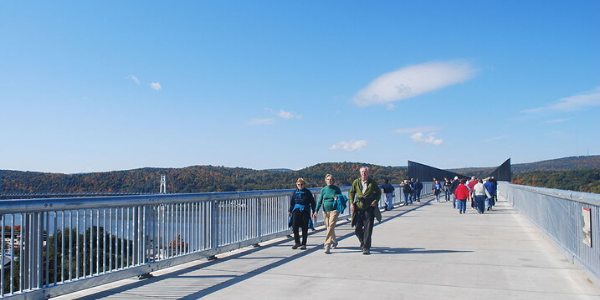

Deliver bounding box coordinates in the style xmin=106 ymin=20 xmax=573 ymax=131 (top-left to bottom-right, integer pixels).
xmin=55 ymin=196 xmax=600 ymax=300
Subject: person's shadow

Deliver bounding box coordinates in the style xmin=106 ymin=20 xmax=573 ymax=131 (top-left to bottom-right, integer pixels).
xmin=331 ymin=246 xmax=472 ymax=255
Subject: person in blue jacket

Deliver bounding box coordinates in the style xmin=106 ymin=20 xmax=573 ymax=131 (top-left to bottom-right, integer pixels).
xmin=288 ymin=178 xmax=316 ymax=250
xmin=484 ymin=177 xmax=497 ymax=211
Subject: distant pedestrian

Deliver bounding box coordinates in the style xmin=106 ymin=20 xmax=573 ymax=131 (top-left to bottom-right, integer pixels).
xmin=314 ymin=174 xmax=342 ymax=254
xmin=484 ymin=177 xmax=497 ymax=211
xmin=349 ymin=166 xmax=381 ymax=255
xmin=444 ymin=177 xmax=452 ymax=202
xmin=409 ymin=178 xmax=416 ymax=203
xmin=489 ymin=176 xmax=498 ymax=206
xmin=402 ymin=180 xmax=413 ymax=205
xmin=473 ymin=179 xmax=486 ymax=213
xmin=288 ymin=178 xmax=316 ymax=250
xmin=467 ymin=177 xmax=477 ymax=210
xmin=413 ymin=179 xmax=423 ymax=203
xmin=450 ymin=176 xmax=460 ymax=208
xmin=379 ymin=179 xmax=395 ymax=211
xmin=455 ymin=179 xmax=469 ymax=214
xmin=432 ymin=179 xmax=442 ymax=202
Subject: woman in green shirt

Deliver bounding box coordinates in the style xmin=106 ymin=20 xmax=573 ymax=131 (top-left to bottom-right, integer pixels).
xmin=313 ymin=174 xmax=342 ymax=254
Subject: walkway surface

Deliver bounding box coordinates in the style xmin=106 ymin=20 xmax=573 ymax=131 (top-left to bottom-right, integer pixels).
xmin=55 ymin=197 xmax=600 ymax=300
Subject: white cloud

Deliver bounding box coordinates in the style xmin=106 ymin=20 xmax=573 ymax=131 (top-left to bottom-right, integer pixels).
xmin=410 ymin=132 xmax=443 ymax=145
xmin=248 ymin=118 xmax=275 ymax=125
xmin=126 ymin=75 xmax=140 ymax=85
xmin=150 ymin=82 xmax=162 ymax=90
xmin=266 ymin=108 xmax=302 ymax=120
xmin=392 ymin=126 xmax=442 ymax=134
xmin=329 ymin=140 xmax=368 ymax=152
xmin=353 ymin=61 xmax=477 ymax=106
xmin=522 ymin=87 xmax=600 ymax=113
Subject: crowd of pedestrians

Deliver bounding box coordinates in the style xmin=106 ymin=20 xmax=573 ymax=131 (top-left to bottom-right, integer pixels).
xmin=287 ymin=169 xmax=498 ymax=254
xmin=440 ymin=176 xmax=498 ymax=214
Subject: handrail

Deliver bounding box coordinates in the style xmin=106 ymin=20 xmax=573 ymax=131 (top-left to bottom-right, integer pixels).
xmin=498 ymin=182 xmax=600 ymax=280
xmin=0 ymin=183 xmax=428 ymax=299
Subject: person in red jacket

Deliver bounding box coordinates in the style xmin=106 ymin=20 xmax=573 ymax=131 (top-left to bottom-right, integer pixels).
xmin=454 ymin=179 xmax=470 ymax=214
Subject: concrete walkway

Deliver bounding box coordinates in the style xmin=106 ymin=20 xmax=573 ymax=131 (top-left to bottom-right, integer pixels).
xmin=55 ymin=197 xmax=600 ymax=300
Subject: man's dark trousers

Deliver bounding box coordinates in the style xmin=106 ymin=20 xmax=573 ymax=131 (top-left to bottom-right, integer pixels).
xmin=355 ymin=207 xmax=375 ymax=250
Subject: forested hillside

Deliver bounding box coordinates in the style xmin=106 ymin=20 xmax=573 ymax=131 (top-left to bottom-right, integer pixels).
xmin=0 ymin=163 xmax=406 ymax=196
xmin=512 ymin=169 xmax=600 ymax=193
xmin=449 ymin=155 xmax=600 ymax=193
xmin=1 ymin=156 xmax=598 ymax=196
xmin=512 ymin=156 xmax=600 ymax=173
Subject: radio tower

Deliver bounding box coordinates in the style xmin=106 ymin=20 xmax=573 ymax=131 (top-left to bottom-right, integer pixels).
xmin=160 ymin=175 xmax=167 ymax=194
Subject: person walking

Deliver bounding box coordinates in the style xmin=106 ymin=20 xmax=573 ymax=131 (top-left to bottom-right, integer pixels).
xmin=408 ymin=178 xmax=416 ymax=203
xmin=467 ymin=176 xmax=478 ymax=210
xmin=413 ymin=179 xmax=423 ymax=203
xmin=455 ymin=179 xmax=469 ymax=214
xmin=432 ymin=179 xmax=442 ymax=202
xmin=450 ymin=176 xmax=460 ymax=209
xmin=444 ymin=177 xmax=452 ymax=202
xmin=402 ymin=179 xmax=413 ymax=205
xmin=314 ymin=174 xmax=342 ymax=254
xmin=288 ymin=178 xmax=316 ymax=250
xmin=349 ymin=166 xmax=381 ymax=255
xmin=484 ymin=177 xmax=497 ymax=211
xmin=489 ymin=176 xmax=498 ymax=205
xmin=379 ymin=179 xmax=395 ymax=211
xmin=473 ymin=178 xmax=486 ymax=214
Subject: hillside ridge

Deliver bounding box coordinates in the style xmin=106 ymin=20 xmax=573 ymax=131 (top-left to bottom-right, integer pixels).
xmin=1 ymin=155 xmax=598 ymax=195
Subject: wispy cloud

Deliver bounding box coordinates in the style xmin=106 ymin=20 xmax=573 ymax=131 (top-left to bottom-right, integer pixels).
xmin=522 ymin=87 xmax=600 ymax=113
xmin=150 ymin=82 xmax=162 ymax=91
xmin=353 ymin=61 xmax=477 ymax=107
xmin=483 ymin=135 xmax=509 ymax=143
xmin=126 ymin=75 xmax=140 ymax=85
xmin=266 ymin=108 xmax=302 ymax=120
xmin=249 ymin=108 xmax=301 ymax=126
xmin=248 ymin=118 xmax=275 ymax=125
xmin=545 ymin=131 xmax=567 ymax=139
xmin=543 ymin=118 xmax=570 ymax=124
xmin=392 ymin=126 xmax=443 ymax=134
xmin=410 ymin=132 xmax=443 ymax=145
xmin=329 ymin=140 xmax=368 ymax=152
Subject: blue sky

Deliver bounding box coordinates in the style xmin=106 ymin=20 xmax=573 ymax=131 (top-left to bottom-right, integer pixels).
xmin=1 ymin=1 xmax=599 ymax=174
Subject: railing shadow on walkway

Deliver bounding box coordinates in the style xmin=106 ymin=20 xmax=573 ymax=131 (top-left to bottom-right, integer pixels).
xmin=69 ymin=196 xmax=475 ymax=300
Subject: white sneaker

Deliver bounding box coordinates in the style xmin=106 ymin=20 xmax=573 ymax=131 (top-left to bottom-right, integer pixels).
xmin=324 ymin=245 xmax=331 ymax=254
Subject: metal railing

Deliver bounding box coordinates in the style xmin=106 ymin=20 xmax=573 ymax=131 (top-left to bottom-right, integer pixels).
xmin=0 ymin=183 xmax=426 ymax=299
xmin=498 ymin=182 xmax=600 ymax=279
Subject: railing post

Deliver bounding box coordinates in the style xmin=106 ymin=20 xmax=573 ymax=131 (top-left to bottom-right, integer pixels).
xmin=210 ymin=200 xmax=219 ymax=257
xmin=22 ymin=213 xmax=44 ymax=290
xmin=257 ymin=197 xmax=262 ymax=240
